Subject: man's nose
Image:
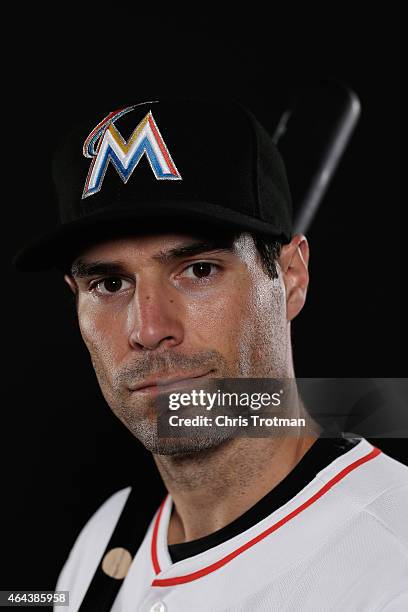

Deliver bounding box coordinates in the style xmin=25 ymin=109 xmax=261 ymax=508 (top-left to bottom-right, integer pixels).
xmin=127 ymin=278 xmax=184 ymax=351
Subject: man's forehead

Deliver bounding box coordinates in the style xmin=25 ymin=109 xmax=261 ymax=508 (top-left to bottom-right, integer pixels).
xmin=71 ymin=229 xmax=252 ymax=269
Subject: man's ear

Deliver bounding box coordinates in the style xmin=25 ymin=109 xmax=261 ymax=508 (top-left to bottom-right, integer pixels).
xmin=64 ymin=274 xmax=77 ymax=295
xmin=278 ymin=234 xmax=310 ymax=322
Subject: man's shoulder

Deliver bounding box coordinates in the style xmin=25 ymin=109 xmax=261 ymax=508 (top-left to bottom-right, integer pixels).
xmin=55 ymin=487 xmax=131 ymax=609
xmin=334 ymin=440 xmax=408 ymax=547
xmin=362 ymin=446 xmax=408 ymax=544
xmin=364 ymin=441 xmax=408 ymax=496
xmin=334 ymin=437 xmax=408 ymax=490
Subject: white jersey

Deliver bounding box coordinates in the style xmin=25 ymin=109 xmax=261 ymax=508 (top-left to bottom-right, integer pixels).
xmin=55 ymin=438 xmax=408 ymax=611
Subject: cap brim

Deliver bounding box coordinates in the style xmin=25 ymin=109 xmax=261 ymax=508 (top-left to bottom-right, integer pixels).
xmin=13 ymin=201 xmax=291 ymax=271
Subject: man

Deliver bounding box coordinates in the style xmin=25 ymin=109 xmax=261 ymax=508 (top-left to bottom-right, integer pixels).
xmin=15 ymin=99 xmax=408 ymax=611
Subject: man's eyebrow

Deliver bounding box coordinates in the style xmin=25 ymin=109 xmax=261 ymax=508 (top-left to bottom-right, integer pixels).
xmin=70 ymin=260 xmax=128 ymax=278
xmin=152 ymin=240 xmax=236 ymax=263
xmin=70 ymin=239 xmax=237 ymax=277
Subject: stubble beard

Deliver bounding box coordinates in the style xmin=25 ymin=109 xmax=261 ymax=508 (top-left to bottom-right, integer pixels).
xmin=93 ymin=350 xmax=237 ymax=456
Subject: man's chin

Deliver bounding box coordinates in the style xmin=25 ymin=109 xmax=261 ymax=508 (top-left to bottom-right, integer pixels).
xmin=137 ymin=429 xmax=233 ymax=457
xmin=112 ymin=402 xmax=233 ymax=455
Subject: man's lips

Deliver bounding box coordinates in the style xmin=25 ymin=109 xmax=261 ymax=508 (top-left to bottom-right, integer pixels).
xmin=129 ymin=371 xmax=215 ymax=394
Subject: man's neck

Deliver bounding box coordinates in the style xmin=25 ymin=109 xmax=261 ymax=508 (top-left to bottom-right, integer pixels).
xmin=154 ymin=424 xmax=320 ymax=545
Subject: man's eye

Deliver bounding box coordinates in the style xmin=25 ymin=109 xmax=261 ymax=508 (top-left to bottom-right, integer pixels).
xmin=91 ymin=278 xmax=131 ymax=295
xmin=182 ymin=262 xmax=219 ymax=279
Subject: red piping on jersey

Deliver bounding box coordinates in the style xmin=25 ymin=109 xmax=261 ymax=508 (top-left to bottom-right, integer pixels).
xmin=151 ymin=495 xmax=168 ymax=575
xmin=151 ymin=445 xmax=381 ymax=587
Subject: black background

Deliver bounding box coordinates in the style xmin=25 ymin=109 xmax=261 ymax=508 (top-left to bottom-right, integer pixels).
xmin=3 ymin=15 xmax=407 ymax=593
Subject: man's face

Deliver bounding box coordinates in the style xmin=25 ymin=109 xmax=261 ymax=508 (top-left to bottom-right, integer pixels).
xmin=66 ymin=231 xmax=304 ymax=455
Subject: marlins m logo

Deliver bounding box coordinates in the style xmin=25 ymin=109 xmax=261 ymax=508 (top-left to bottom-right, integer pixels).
xmin=82 ymin=105 xmax=182 ymax=198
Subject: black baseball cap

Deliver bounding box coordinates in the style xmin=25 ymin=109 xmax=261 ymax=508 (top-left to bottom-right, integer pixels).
xmin=14 ymin=98 xmax=293 ymax=271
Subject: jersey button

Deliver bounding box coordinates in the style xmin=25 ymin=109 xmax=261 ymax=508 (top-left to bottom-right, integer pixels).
xmin=150 ymin=601 xmax=167 ymax=612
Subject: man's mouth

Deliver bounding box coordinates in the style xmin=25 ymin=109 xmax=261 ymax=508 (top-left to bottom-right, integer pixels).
xmin=129 ymin=370 xmax=215 ymax=394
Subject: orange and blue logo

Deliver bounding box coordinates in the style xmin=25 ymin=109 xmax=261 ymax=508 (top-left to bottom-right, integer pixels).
xmin=82 ymin=104 xmax=182 ymax=199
